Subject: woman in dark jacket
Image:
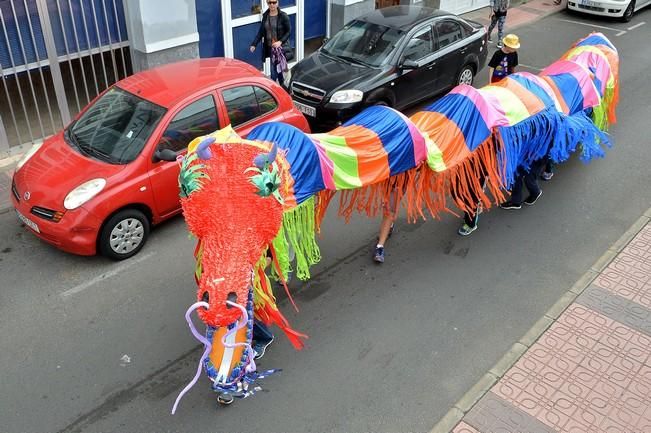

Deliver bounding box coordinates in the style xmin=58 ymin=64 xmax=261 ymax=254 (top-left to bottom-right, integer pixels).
xmin=249 ymin=0 xmax=291 ymax=85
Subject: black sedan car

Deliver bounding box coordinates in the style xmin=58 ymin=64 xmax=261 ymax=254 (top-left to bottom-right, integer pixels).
xmin=289 ymin=6 xmax=488 ymax=131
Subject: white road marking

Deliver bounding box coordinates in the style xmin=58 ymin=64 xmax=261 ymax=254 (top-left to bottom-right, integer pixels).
xmin=519 ymin=63 xmax=544 ymax=71
xmin=60 ymin=251 xmax=155 ymax=298
xmin=557 ymin=18 xmax=627 ymax=36
xmin=628 ymin=22 xmax=646 ymax=31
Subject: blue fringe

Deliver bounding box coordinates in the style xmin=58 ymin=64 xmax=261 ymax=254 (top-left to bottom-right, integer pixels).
xmin=550 ymin=110 xmax=611 ymax=164
xmin=498 ymin=106 xmax=560 ymax=189
xmin=497 ymin=107 xmax=612 ymax=189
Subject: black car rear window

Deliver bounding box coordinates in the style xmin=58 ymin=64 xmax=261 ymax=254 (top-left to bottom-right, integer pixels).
xmin=322 ymin=20 xmax=403 ymax=67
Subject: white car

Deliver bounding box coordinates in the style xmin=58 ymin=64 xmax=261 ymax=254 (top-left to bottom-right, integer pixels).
xmin=567 ymin=0 xmax=650 ymax=21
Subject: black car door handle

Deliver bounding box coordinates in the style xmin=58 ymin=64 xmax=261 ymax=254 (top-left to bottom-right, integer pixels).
xmin=427 ymin=61 xmax=437 ymax=69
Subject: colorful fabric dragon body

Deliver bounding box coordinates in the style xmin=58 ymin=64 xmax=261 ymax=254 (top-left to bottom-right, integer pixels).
xmin=171 ymin=33 xmax=619 ymax=412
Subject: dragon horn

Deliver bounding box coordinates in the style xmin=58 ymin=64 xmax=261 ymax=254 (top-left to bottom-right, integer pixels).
xmin=253 ymin=143 xmax=278 ymax=169
xmin=196 ymin=136 xmax=216 ymax=160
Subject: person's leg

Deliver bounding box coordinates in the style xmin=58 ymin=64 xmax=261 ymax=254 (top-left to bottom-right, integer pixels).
xmin=497 ymin=16 xmax=506 ymax=46
xmin=487 ymin=14 xmax=498 ymax=40
xmin=458 ymin=174 xmax=486 ymax=235
xmin=541 ymin=157 xmax=554 ymax=181
xmin=374 ymin=213 xmax=394 ymax=263
xmin=523 ymin=160 xmax=544 ymax=204
xmin=374 ymin=189 xmax=399 ymax=263
xmin=252 ymin=320 xmax=274 ymax=359
xmin=501 ymin=170 xmax=524 ymax=209
xmin=270 ymin=59 xmax=279 ymax=83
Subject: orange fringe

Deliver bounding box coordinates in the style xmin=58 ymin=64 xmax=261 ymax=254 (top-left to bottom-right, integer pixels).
xmin=313 ymin=137 xmax=506 ymax=224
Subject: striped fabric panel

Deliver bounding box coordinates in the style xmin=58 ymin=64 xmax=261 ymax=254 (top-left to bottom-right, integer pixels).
xmin=490 ymin=77 xmax=547 ymax=116
xmin=329 ymin=124 xmax=390 ymax=186
xmin=311 ymin=133 xmax=363 ymax=190
xmin=542 ymin=60 xmax=600 ymax=110
xmin=410 ymin=110 xmax=473 ymax=169
xmin=507 ymin=73 xmax=559 ymax=110
xmin=563 ymin=46 xmax=614 ymax=96
xmin=247 ymin=122 xmax=323 ymax=205
xmin=422 ymin=92 xmax=493 ymax=151
xmin=575 ymin=32 xmax=617 ymax=52
xmin=339 ymin=105 xmax=422 ymax=176
xmin=479 ymin=86 xmax=532 ymax=126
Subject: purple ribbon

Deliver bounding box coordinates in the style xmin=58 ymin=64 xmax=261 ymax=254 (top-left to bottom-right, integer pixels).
xmin=171 ymin=301 xmax=211 ymax=415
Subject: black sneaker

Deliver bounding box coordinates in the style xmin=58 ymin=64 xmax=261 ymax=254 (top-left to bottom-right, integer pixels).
xmin=253 ymin=336 xmax=274 ymax=360
xmin=541 ymin=171 xmax=554 ymax=181
xmin=373 ymin=246 xmax=385 ymax=263
xmin=500 ymin=201 xmax=522 ymax=210
xmin=217 ymin=393 xmax=234 ymax=405
xmin=524 ymin=190 xmax=543 ymax=206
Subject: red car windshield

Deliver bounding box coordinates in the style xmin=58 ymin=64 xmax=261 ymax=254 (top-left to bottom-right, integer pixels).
xmin=66 ymin=87 xmax=166 ymax=164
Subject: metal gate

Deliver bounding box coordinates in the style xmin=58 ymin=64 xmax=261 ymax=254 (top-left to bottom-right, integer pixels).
xmin=0 ymin=0 xmax=131 ymax=156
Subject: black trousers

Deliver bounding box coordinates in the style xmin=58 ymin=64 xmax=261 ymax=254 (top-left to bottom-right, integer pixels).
xmin=510 ymin=158 xmax=546 ymax=204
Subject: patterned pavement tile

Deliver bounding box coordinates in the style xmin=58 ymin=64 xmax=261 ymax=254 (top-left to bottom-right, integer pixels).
xmin=623 ymin=226 xmax=651 ymax=260
xmin=487 ymin=302 xmax=651 ymax=433
xmin=464 ymin=391 xmax=556 ymax=433
xmin=452 ymin=421 xmax=481 ymax=433
xmin=577 ymin=285 xmax=651 ymax=337
xmin=595 ymin=235 xmax=651 ymax=308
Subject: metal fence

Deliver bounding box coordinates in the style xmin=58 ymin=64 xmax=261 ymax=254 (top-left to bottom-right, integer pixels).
xmin=0 ymin=0 xmax=131 ymax=156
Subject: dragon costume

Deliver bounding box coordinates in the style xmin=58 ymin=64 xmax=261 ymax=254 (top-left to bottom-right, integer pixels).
xmin=171 ymin=33 xmax=619 ymax=412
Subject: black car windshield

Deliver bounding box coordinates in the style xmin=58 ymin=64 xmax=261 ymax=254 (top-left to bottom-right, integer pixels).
xmin=66 ymin=87 xmax=166 ymax=164
xmin=322 ymin=20 xmax=403 ymax=67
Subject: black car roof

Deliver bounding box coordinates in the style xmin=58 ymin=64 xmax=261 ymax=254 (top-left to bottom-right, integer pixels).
xmin=355 ymin=6 xmax=454 ymax=31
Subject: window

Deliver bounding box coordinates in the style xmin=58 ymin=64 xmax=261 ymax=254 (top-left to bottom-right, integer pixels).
xmin=435 ymin=21 xmax=463 ymax=50
xmin=403 ymin=26 xmax=434 ymax=62
xmin=321 ymin=20 xmax=403 ymax=67
xmin=158 ymin=95 xmax=218 ymax=153
xmin=223 ymin=85 xmax=278 ymax=127
xmin=254 ymin=86 xmax=278 ymax=116
xmin=68 ymin=87 xmax=166 ymax=164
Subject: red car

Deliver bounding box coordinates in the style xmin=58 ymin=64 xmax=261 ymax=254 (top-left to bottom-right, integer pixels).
xmin=11 ymin=58 xmax=310 ymax=260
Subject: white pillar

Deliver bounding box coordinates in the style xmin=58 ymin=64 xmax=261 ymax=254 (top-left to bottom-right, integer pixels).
xmin=124 ymin=0 xmax=199 ymax=71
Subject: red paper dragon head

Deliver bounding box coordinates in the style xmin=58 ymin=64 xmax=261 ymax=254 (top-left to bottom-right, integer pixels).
xmin=179 ymin=130 xmax=285 ymax=327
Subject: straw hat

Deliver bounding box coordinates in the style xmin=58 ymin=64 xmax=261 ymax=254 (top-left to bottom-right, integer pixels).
xmin=502 ymin=34 xmax=520 ymax=49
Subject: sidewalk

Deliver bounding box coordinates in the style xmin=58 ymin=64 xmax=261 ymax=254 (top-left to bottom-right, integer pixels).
xmin=433 ymin=209 xmax=651 ymax=433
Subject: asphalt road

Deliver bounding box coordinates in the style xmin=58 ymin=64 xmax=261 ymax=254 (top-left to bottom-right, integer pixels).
xmin=1 ymin=10 xmax=650 ymax=433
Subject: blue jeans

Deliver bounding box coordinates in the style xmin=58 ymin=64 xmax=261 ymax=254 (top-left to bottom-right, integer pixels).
xmin=488 ymin=14 xmax=506 ymax=43
xmin=270 ymin=60 xmax=285 ymax=87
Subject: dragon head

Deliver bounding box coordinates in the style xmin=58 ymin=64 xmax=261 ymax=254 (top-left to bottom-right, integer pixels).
xmin=180 ymin=129 xmax=285 ymax=327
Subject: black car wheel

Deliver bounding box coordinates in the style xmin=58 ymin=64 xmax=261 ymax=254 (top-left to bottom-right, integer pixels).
xmin=621 ymin=0 xmax=635 ymax=21
xmin=99 ymin=209 xmax=150 ymax=260
xmin=457 ymin=65 xmax=474 ymax=86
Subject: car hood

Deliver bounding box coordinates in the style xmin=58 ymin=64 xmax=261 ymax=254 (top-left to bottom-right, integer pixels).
xmin=12 ymin=132 xmax=128 ymax=211
xmin=291 ymin=51 xmax=385 ymax=95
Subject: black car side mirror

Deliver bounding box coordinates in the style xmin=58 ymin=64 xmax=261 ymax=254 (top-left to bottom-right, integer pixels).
xmin=400 ymin=58 xmax=419 ymax=70
xmin=153 ymin=148 xmax=177 ymax=163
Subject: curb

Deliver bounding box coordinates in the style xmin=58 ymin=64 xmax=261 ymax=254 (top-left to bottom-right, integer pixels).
xmin=429 ymin=207 xmax=651 ymax=433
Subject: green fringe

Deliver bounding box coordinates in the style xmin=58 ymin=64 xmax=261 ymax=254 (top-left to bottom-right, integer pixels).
xmin=592 ymin=87 xmax=614 ymax=132
xmin=271 ymin=196 xmax=321 ymax=281
xmin=271 ymin=224 xmax=290 ymax=281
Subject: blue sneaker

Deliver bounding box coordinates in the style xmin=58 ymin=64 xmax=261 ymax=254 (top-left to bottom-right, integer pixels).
xmin=253 ymin=336 xmax=274 ymax=360
xmin=373 ymin=246 xmax=385 ymax=263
